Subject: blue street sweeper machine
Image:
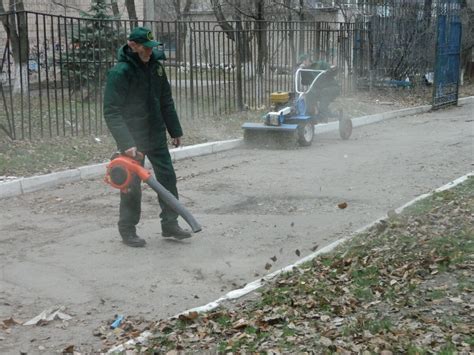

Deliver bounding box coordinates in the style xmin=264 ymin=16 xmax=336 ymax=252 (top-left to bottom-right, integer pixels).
xmin=242 ymin=68 xmax=353 ymax=147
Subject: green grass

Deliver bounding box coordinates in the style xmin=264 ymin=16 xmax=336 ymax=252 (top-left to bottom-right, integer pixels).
xmin=0 ymin=134 xmax=116 ymax=176
xmin=426 ymin=289 xmax=446 ymax=300
xmin=407 ymin=345 xmax=428 ymax=355
xmin=364 ymin=317 xmax=393 ymax=334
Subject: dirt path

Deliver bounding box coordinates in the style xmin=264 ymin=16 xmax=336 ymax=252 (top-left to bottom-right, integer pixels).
xmin=0 ymin=102 xmax=473 ymax=353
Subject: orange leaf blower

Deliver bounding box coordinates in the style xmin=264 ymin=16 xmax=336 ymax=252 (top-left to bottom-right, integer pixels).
xmin=104 ymin=153 xmax=202 ymax=233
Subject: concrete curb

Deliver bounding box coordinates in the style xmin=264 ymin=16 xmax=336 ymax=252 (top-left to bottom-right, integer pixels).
xmin=21 ymin=169 xmax=82 ymax=194
xmin=0 ymin=179 xmax=23 ymax=198
xmin=107 ymin=171 xmax=474 ymax=353
xmin=313 ymin=104 xmax=432 ymax=134
xmin=1 ymin=98 xmax=472 ymax=200
xmin=0 ymin=139 xmax=243 ymax=199
xmin=315 ymin=96 xmax=473 ymax=134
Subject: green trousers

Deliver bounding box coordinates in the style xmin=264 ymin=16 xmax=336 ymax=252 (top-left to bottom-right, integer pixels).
xmin=306 ymin=84 xmax=340 ymax=117
xmin=118 ymin=147 xmax=179 ymax=236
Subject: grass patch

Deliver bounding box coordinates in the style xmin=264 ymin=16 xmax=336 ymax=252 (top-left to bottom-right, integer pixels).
xmin=0 ymin=134 xmax=116 ymax=176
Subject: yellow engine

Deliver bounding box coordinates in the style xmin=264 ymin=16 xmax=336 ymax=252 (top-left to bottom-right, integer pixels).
xmin=270 ymin=91 xmax=290 ymax=105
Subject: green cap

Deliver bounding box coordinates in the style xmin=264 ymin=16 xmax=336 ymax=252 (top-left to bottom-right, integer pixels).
xmin=128 ymin=27 xmax=160 ymax=48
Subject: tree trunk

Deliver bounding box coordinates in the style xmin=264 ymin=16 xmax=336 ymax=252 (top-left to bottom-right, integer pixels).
xmin=284 ymin=0 xmax=297 ymax=67
xmin=110 ymin=0 xmax=120 ymax=17
xmin=423 ymin=0 xmax=433 ymax=26
xmin=235 ymin=20 xmax=243 ymax=111
xmin=125 ymin=0 xmax=138 ymax=26
xmin=255 ymin=0 xmax=267 ymax=76
xmin=298 ymin=0 xmax=305 ymax=54
xmin=210 ymin=0 xmax=236 ymax=41
xmin=211 ymin=0 xmax=252 ymax=61
xmin=254 ymin=0 xmax=267 ymax=106
xmin=173 ymin=0 xmax=193 ymax=63
xmin=0 ymin=1 xmax=29 ymax=94
xmin=110 ymin=0 xmax=122 ymax=31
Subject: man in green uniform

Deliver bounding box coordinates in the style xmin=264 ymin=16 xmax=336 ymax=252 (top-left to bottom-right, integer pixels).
xmin=298 ymin=53 xmax=340 ymax=121
xmin=104 ymin=27 xmax=191 ymax=247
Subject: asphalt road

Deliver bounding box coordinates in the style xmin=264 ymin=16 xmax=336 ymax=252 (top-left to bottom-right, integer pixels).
xmin=0 ymin=102 xmax=473 ymax=353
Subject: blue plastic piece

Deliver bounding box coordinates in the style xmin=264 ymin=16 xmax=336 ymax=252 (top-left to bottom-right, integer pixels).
xmin=279 ymin=112 xmax=285 ymax=125
xmin=110 ymin=315 xmax=124 ymax=329
xmin=295 ymin=96 xmax=306 ymax=115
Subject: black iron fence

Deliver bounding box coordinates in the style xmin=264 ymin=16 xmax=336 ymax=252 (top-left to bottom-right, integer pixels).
xmin=0 ymin=3 xmax=462 ymax=141
xmin=0 ymin=11 xmax=361 ymax=140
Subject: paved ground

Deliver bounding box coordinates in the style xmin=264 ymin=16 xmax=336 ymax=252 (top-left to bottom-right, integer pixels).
xmin=0 ymin=102 xmax=473 ymax=353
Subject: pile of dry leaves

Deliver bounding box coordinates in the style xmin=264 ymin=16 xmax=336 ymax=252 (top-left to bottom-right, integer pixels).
xmin=102 ymin=177 xmax=473 ymax=353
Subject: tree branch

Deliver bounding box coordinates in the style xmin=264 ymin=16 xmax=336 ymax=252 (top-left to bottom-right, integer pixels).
xmin=51 ymin=0 xmax=83 ymax=14
xmin=125 ymin=0 xmax=137 ymax=21
xmin=210 ymin=0 xmax=235 ymax=41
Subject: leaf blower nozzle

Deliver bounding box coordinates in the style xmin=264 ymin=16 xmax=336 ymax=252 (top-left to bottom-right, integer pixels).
xmin=105 ymin=154 xmax=202 ymax=233
xmin=108 ymin=165 xmax=129 ymax=187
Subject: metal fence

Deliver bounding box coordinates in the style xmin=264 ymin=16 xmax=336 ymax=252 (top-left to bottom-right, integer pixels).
xmin=0 ymin=11 xmax=360 ymax=140
xmin=353 ymin=1 xmax=441 ymax=89
xmin=0 ymin=3 xmax=462 ymax=141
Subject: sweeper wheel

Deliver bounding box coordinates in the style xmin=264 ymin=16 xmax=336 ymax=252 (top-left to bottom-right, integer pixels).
xmin=297 ymin=121 xmax=314 ymax=146
xmin=338 ymin=111 xmax=353 ymax=140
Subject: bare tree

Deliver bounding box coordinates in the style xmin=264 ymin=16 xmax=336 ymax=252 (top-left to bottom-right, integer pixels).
xmin=460 ymin=0 xmax=474 ymax=84
xmin=125 ymin=0 xmax=138 ymax=25
xmin=50 ymin=0 xmax=83 ymax=15
xmin=0 ymin=0 xmax=29 ymax=94
xmin=148 ymin=0 xmax=194 ymax=62
xmin=174 ymin=0 xmax=193 ymax=62
xmin=110 ymin=0 xmax=120 ymax=17
xmin=209 ymin=0 xmax=262 ymax=62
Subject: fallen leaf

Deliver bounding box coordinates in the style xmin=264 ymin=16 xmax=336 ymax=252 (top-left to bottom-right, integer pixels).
xmin=62 ymin=344 xmax=74 ymax=354
xmin=338 ymin=202 xmax=348 ymax=209
xmin=264 ymin=263 xmax=272 ymax=270
xmin=270 ymin=256 xmax=277 ymax=262
xmin=2 ymin=317 xmax=21 ymax=327
xmin=178 ymin=311 xmax=199 ymax=321
xmin=449 ymin=297 xmax=463 ymax=303
xmin=310 ymin=244 xmax=319 ymax=252
xmin=320 ymin=336 xmax=333 ymax=346
xmin=232 ymin=318 xmax=249 ymax=329
xmin=295 ymin=249 xmax=301 ymax=257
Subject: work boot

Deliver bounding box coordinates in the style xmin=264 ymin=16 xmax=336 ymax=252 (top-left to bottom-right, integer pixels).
xmin=162 ymin=224 xmax=192 ymax=240
xmin=121 ymin=233 xmax=146 ymax=247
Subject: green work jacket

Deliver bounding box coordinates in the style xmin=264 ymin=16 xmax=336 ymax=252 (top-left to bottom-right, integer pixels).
xmin=103 ymin=45 xmax=182 ymax=152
